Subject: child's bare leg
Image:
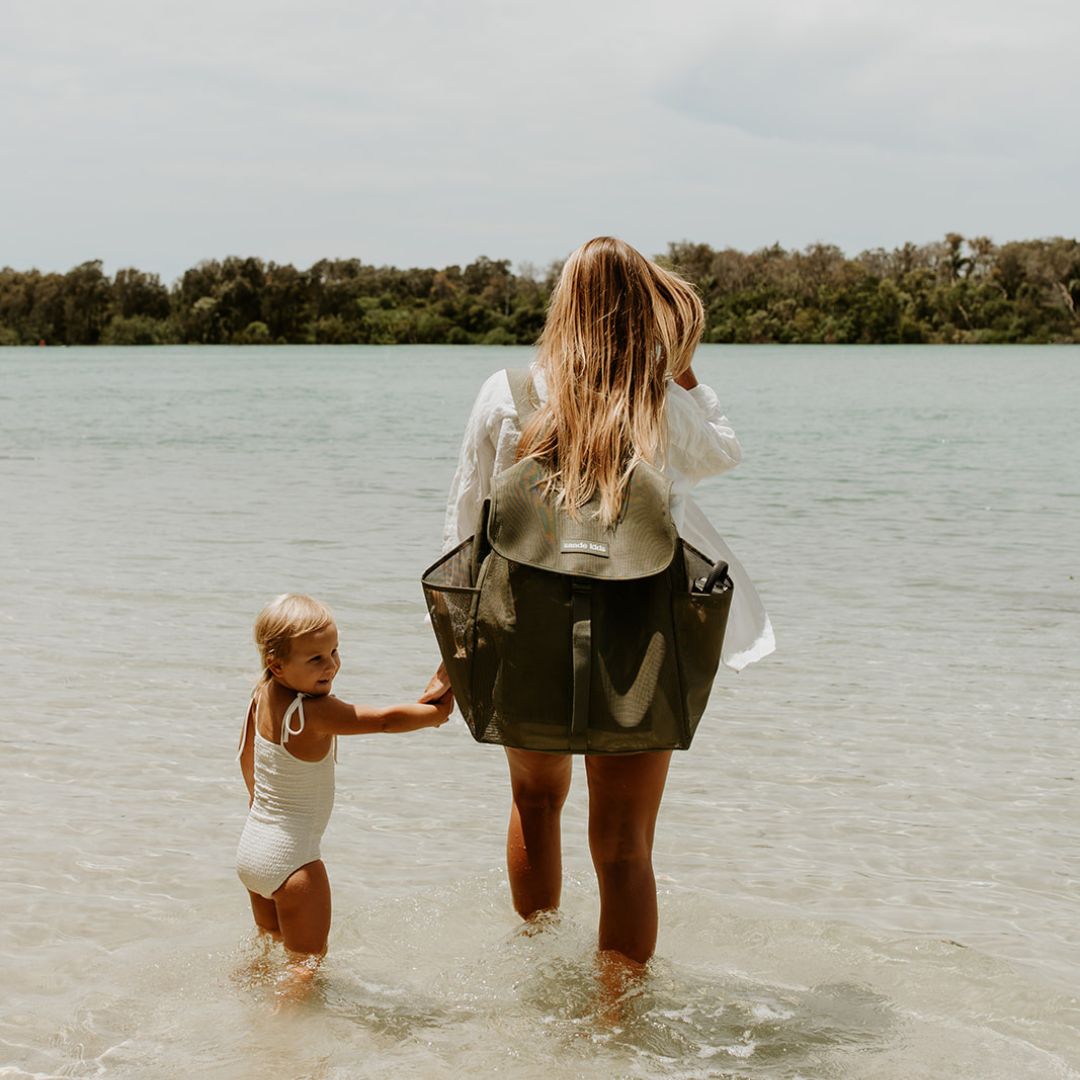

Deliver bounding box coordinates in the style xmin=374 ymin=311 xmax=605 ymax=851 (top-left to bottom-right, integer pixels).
xmin=504 ymin=748 xmax=572 ymax=919
xmin=248 ymin=890 xmax=282 ymax=941
xmin=272 ymin=860 xmax=331 ymax=1000
xmin=274 ymin=859 xmax=331 ymax=955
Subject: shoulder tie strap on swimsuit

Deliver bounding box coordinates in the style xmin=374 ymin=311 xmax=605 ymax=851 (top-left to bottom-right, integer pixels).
xmin=281 ymin=693 xmax=307 ymax=746
xmin=236 ymin=694 xmax=257 ymax=761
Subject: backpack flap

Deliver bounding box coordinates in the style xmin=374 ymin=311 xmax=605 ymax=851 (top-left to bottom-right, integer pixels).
xmin=487 ymin=457 xmax=678 ymax=580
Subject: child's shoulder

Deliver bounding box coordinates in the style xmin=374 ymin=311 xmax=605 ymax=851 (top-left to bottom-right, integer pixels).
xmin=254 ymin=680 xmax=299 ymax=736
xmin=300 ymin=691 xmax=350 ymax=719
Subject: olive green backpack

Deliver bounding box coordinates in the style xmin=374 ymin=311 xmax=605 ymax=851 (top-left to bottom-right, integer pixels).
xmin=421 ymin=369 xmax=734 ymax=753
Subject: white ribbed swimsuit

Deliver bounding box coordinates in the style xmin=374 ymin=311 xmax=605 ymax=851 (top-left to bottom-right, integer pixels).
xmin=236 ymin=691 xmax=336 ymax=899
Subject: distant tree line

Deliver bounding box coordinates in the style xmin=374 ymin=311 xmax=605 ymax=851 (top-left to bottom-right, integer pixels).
xmin=1 ymin=234 xmax=1078 ymax=346
xmin=663 ymin=234 xmax=1080 ymax=345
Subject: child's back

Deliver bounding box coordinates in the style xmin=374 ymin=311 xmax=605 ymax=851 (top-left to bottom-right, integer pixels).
xmin=237 ymin=683 xmax=336 ymax=903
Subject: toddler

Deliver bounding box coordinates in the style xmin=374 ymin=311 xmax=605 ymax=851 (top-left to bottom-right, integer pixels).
xmin=236 ymin=593 xmax=450 ymax=972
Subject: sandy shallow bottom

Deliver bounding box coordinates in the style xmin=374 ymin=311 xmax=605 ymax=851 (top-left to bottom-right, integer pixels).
xmin=5 ymin=873 xmax=1079 ymax=1080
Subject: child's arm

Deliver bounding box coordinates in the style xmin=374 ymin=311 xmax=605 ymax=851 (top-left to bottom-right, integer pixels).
xmin=239 ymin=710 xmax=256 ymax=806
xmin=306 ymin=690 xmax=453 ymax=737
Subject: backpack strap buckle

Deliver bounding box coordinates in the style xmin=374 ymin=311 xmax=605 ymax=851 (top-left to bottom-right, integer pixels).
xmin=569 ymin=580 xmax=591 ymax=752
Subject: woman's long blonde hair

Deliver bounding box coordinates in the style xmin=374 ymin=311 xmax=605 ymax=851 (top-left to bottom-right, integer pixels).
xmin=517 ymin=236 xmax=704 ymax=526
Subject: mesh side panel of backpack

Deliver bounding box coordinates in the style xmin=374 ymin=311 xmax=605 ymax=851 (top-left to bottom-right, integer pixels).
xmin=674 ymin=541 xmax=733 ymax=742
xmin=421 ymin=538 xmax=479 ymax=729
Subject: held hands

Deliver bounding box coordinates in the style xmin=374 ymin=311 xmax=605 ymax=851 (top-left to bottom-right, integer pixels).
xmin=418 ymin=662 xmax=454 ymax=728
xmin=424 ymin=687 xmax=454 ymax=727
xmin=419 ymin=662 xmax=451 ymax=704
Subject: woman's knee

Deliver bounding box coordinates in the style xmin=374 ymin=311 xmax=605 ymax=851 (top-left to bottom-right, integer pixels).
xmin=511 ymin=779 xmax=570 ymax=816
xmin=589 ymin=824 xmax=654 ymax=874
xmin=585 ymin=751 xmax=670 ymax=860
xmin=506 ymin=749 xmax=571 ymax=814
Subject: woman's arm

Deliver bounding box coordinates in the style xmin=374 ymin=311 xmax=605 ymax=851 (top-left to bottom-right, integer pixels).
xmin=306 ymin=691 xmax=453 ymax=736
xmin=441 ymin=371 xmax=504 ymax=551
xmin=665 ymin=378 xmax=742 ymax=485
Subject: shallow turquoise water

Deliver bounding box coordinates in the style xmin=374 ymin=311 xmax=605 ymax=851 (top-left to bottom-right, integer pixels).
xmin=1 ymin=344 xmax=1077 ymax=1077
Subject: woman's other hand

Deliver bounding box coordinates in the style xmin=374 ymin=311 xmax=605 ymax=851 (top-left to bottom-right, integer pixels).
xmin=419 ymin=661 xmax=451 ymax=703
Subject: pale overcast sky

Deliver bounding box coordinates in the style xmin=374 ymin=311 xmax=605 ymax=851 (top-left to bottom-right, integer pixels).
xmin=3 ymin=0 xmax=1077 ymax=282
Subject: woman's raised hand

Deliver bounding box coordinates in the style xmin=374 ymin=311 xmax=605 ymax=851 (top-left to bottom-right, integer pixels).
xmin=674 ymin=366 xmax=699 ymax=390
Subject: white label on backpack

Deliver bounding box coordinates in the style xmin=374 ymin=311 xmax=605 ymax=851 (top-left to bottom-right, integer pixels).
xmin=561 ymin=540 xmax=610 ymax=558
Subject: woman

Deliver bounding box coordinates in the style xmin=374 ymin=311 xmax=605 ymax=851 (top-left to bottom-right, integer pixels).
xmin=425 ymin=237 xmax=773 ymax=969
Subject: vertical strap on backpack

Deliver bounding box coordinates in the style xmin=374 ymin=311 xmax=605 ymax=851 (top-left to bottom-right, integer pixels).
xmin=506 ymin=368 xmax=540 ymax=426
xmin=569 ymin=580 xmax=591 ymax=752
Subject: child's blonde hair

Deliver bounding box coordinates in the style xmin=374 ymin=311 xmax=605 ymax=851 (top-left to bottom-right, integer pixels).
xmin=253 ymin=593 xmax=335 ymax=680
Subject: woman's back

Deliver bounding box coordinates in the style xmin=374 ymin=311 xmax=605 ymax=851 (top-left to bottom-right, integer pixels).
xmin=440 ymin=366 xmax=741 ymax=550
xmin=428 ymin=235 xmax=773 ymax=973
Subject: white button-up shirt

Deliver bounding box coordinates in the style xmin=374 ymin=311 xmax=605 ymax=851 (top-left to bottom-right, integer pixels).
xmin=441 ymin=367 xmax=774 ymax=670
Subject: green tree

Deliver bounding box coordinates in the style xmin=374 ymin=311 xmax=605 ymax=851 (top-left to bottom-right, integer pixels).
xmin=100 ymin=315 xmax=176 ymax=345
xmin=62 ymin=260 xmax=112 ymax=344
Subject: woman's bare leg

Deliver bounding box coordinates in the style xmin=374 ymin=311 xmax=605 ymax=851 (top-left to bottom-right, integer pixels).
xmin=504 ymin=748 xmax=573 ymax=919
xmin=585 ymin=751 xmax=672 ymax=966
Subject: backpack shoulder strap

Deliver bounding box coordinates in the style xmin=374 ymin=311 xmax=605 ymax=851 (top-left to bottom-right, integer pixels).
xmin=505 ymin=368 xmax=539 ymax=426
